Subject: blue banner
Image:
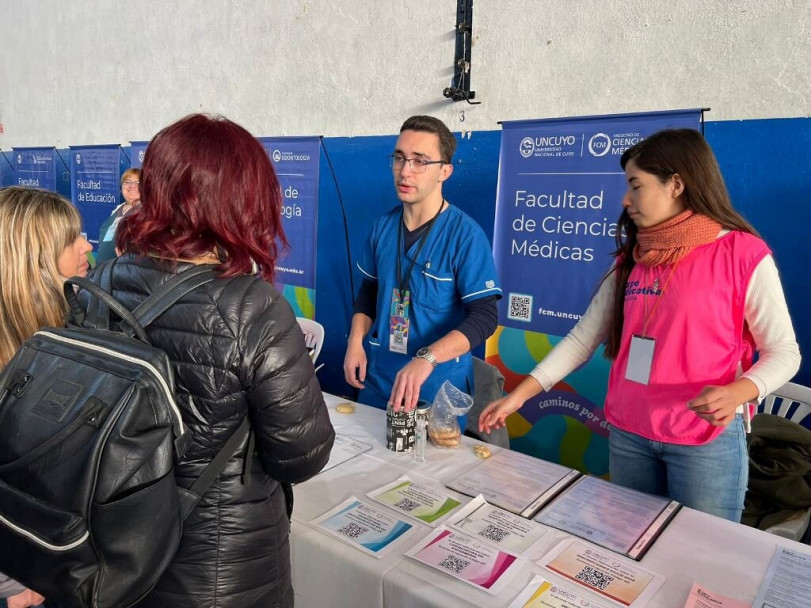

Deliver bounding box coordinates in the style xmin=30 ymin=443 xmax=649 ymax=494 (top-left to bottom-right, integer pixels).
xmin=258 ymin=136 xmax=321 ymax=291
xmin=0 ymin=151 xmax=14 ymax=187
xmin=129 ymin=140 xmax=149 ymax=168
xmin=12 ymin=147 xmax=59 ymax=191
xmin=493 ymin=110 xmax=702 ymax=335
xmin=70 ymin=145 xmax=123 ymax=249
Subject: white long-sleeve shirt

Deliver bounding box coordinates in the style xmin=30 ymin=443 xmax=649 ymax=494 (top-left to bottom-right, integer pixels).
xmin=529 ymin=254 xmax=801 ymax=401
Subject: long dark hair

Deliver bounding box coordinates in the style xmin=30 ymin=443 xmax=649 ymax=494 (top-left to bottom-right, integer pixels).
xmin=117 ymin=114 xmax=287 ymax=283
xmin=604 ymin=128 xmax=759 ymax=359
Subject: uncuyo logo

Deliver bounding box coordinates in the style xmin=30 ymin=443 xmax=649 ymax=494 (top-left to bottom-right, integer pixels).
xmin=16 ymin=154 xmax=22 ymax=165
xmin=138 ymin=150 xmax=145 ymax=162
xmin=519 ymin=137 xmax=535 ymax=158
xmin=272 ymin=149 xmax=282 ymax=163
xmin=75 ymin=153 xmax=82 ymax=165
xmin=588 ymin=133 xmax=611 ymax=157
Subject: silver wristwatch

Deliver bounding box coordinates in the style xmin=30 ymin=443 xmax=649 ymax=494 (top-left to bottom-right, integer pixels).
xmin=414 ymin=347 xmax=437 ymax=368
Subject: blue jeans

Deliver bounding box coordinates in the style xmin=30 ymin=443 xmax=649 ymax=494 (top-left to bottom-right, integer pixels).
xmin=609 ymin=417 xmax=748 ymax=522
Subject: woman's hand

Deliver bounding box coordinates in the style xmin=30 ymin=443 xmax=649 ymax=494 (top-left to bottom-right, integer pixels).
xmin=479 ymin=375 xmax=545 ymax=434
xmin=687 ymin=379 xmax=759 ymax=427
xmin=478 ymin=394 xmax=525 ymax=434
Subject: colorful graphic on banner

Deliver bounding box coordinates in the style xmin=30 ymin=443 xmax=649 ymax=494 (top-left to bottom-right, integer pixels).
xmin=485 ymin=327 xmax=611 ymax=475
xmin=70 ymin=145 xmax=123 ymax=249
xmin=489 ymin=110 xmax=702 ymax=476
xmin=494 ymin=110 xmax=701 ymax=336
xmin=129 ymin=140 xmax=149 ymax=169
xmin=258 ymin=136 xmax=320 ymax=318
xmin=0 ymin=151 xmax=14 ymax=187
xmin=12 ymin=147 xmax=59 ymax=191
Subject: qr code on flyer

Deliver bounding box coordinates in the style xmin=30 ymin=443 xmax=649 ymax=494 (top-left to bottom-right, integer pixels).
xmin=394 ymin=497 xmax=421 ymax=512
xmin=478 ymin=524 xmax=510 ymax=544
xmin=336 ymin=522 xmax=368 ymax=540
xmin=439 ymin=554 xmax=470 ymax=574
xmin=507 ymin=293 xmax=533 ymax=322
xmin=575 ymin=565 xmax=614 ymax=591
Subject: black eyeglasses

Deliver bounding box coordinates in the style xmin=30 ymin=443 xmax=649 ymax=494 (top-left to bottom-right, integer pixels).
xmin=389 ymin=154 xmax=445 ymax=174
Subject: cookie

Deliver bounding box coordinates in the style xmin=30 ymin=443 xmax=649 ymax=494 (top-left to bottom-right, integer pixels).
xmin=429 ymin=427 xmax=461 ymax=447
xmin=473 ymin=445 xmax=492 ymax=459
xmin=335 ymin=402 xmax=356 ymax=414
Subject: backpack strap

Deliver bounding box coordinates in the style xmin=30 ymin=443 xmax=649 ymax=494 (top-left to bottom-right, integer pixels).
xmin=82 ymin=259 xmax=117 ymax=331
xmin=177 ymin=415 xmax=252 ymax=520
xmin=66 ymin=263 xmax=217 ymax=342
xmin=64 ymin=276 xmax=150 ymax=343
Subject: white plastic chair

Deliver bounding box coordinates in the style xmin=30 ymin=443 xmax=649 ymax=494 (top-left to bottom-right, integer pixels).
xmin=757 ymin=382 xmax=811 ymax=429
xmin=296 ymin=317 xmax=324 ymax=367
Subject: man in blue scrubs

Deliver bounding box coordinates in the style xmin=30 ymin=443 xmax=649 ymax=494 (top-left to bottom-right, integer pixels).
xmin=344 ymin=116 xmax=501 ymax=418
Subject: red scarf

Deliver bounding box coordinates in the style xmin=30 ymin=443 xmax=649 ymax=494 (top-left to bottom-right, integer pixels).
xmin=634 ymin=210 xmax=722 ymax=266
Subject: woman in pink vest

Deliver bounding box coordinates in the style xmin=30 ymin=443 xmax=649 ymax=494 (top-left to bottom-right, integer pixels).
xmin=479 ymin=128 xmax=801 ymax=522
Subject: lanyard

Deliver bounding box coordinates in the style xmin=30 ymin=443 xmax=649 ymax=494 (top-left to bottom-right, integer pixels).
xmin=641 ymin=258 xmax=681 ymax=336
xmin=396 ymin=200 xmax=445 ymax=294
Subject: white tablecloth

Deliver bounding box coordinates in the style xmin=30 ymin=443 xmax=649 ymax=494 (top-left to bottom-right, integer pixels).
xmin=290 ymin=393 xmax=808 ymax=607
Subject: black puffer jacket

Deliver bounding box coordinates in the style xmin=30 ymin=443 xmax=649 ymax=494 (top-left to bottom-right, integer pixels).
xmin=90 ymin=254 xmax=334 ymax=608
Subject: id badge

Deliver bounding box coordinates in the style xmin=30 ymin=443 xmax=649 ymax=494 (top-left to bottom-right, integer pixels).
xmin=626 ymin=335 xmax=655 ymax=385
xmin=389 ymin=288 xmax=410 ymax=354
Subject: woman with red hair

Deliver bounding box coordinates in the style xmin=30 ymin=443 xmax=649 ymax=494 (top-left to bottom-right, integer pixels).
xmin=98 ymin=113 xmax=334 ymax=607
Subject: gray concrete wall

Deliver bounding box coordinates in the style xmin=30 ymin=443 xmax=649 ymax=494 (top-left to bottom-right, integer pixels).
xmin=0 ymin=0 xmax=808 ymax=146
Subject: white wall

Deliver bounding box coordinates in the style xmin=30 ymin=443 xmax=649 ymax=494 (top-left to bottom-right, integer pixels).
xmin=0 ymin=0 xmax=808 ymax=147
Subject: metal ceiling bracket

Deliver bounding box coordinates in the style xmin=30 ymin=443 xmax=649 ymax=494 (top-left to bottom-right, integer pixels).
xmin=443 ymin=0 xmax=481 ymax=105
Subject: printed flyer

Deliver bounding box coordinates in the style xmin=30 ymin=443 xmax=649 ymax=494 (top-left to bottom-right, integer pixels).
xmin=683 ymin=582 xmax=750 ymax=608
xmin=540 ymin=540 xmax=664 ymax=607
xmin=369 ymin=476 xmax=463 ymax=526
xmin=508 ymin=575 xmax=612 ymax=608
xmin=448 ymin=495 xmax=548 ymax=557
xmin=311 ymin=497 xmax=416 ymax=558
xmin=406 ymin=526 xmax=525 ymax=595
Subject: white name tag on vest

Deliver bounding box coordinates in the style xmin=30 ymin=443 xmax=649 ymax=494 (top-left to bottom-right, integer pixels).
xmin=626 ymin=335 xmax=655 ymax=385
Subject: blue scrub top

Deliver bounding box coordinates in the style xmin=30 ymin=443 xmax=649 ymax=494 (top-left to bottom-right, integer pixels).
xmin=357 ymin=204 xmax=501 ymax=409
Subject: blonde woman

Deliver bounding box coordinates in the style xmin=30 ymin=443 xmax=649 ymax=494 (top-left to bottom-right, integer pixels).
xmin=0 ymin=187 xmax=92 ymax=366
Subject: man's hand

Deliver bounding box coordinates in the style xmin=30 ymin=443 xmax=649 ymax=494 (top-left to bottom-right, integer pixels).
xmin=687 ymin=379 xmax=757 ymax=427
xmin=343 ymin=341 xmax=367 ymax=389
xmin=7 ymin=588 xmax=46 ymax=608
xmin=390 ymin=358 xmax=433 ymax=412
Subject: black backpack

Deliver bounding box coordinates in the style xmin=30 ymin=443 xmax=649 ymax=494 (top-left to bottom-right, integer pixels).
xmin=0 ymin=262 xmax=250 ymax=608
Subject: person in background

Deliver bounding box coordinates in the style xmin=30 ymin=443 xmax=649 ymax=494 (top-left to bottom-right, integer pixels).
xmin=0 ymin=186 xmax=93 ymax=608
xmin=104 ymin=113 xmax=334 ymax=607
xmin=479 ymin=129 xmax=800 ymax=522
xmin=344 ymin=115 xmax=501 ymax=422
xmin=95 ymin=168 xmax=140 ymax=263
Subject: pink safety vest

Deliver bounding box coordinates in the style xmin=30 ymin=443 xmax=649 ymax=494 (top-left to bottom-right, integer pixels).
xmin=605 ymin=231 xmax=770 ymax=445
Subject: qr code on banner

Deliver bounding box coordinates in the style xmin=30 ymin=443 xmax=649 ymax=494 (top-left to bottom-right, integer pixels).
xmin=439 ymin=554 xmax=470 ymax=574
xmin=575 ymin=565 xmax=614 ymax=591
xmin=507 ymin=293 xmax=533 ymax=322
xmin=394 ymin=497 xmax=421 ymax=512
xmin=336 ymin=522 xmax=368 ymax=540
xmin=478 ymin=524 xmax=511 ymax=544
